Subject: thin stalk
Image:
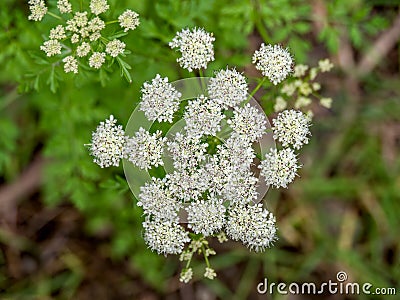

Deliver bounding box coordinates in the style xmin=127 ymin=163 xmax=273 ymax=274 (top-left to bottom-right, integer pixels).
xmin=201 ymin=245 xmax=210 ymax=268
xmin=198 ymin=69 xmax=207 ymax=92
xmin=244 ymin=77 xmax=267 ymax=104
xmin=47 ymin=11 xmax=63 ymax=21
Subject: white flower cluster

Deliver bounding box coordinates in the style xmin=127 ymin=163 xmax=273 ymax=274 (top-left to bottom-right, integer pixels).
xmin=186 ymin=196 xmax=226 ymax=236
xmin=140 ymin=75 xmax=182 ymax=123
xmin=227 ymin=103 xmax=267 ymax=142
xmin=259 ymin=148 xmax=301 ymax=188
xmin=143 ymin=219 xmax=190 ymax=255
xmin=118 ymin=10 xmax=140 ymax=32
xmin=208 ymin=68 xmax=248 ymax=109
xmin=252 ymin=43 xmax=293 ymax=85
xmin=169 ymin=27 xmax=215 ymax=72
xmin=226 ymin=203 xmax=276 ymax=252
xmin=57 ymin=0 xmax=72 ymax=14
xmin=138 ymin=177 xmax=180 ymax=221
xmin=167 ymin=132 xmax=208 ymax=171
xmin=28 ymin=0 xmax=47 ymax=21
xmin=124 ymin=128 xmax=166 ymax=170
xmin=129 ymin=69 xmax=283 ymax=256
xmin=87 ymin=27 xmax=320 ymax=282
xmin=272 ymin=109 xmax=311 ymax=149
xmin=88 ymin=115 xmax=126 ymax=168
xmin=184 ymin=95 xmax=225 ymax=139
xmin=28 ymin=0 xmax=139 ymax=75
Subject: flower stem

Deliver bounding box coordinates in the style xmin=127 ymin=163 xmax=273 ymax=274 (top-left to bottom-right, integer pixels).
xmin=106 ymin=20 xmax=119 ymax=25
xmin=198 ymin=69 xmax=207 ymax=92
xmin=47 ymin=11 xmax=63 ymax=21
xmin=250 ymin=77 xmax=267 ymax=98
xmin=243 ymin=77 xmax=267 ymax=105
xmin=201 ymin=245 xmax=210 ymax=268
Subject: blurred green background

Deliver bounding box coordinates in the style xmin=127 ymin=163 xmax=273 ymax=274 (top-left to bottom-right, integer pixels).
xmin=0 ymin=0 xmax=399 ymax=299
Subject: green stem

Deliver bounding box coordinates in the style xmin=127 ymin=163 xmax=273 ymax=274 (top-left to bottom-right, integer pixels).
xmin=185 ymin=254 xmax=193 ymax=269
xmin=245 ymin=77 xmax=267 ymax=104
xmin=47 ymin=11 xmax=63 ymax=21
xmin=106 ymin=20 xmax=119 ymax=25
xmin=252 ymin=0 xmax=269 ymax=43
xmin=201 ymin=245 xmax=210 ymax=268
xmin=198 ymin=69 xmax=207 ymax=92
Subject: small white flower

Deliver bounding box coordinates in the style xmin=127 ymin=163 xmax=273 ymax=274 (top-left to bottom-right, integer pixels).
xmin=293 ymin=64 xmax=308 ymax=77
xmin=226 ymin=203 xmax=277 ymax=252
xmin=312 ymin=82 xmax=321 ymax=91
xmin=216 ymin=232 xmax=228 ymax=243
xmin=294 ymin=96 xmax=312 ymax=109
xmin=62 ymin=56 xmax=78 ymax=74
xmin=143 ymin=219 xmax=190 ymax=255
xmin=252 ymin=44 xmax=293 ymax=85
xmin=320 ymin=97 xmax=332 ymax=108
xmin=186 ymin=196 xmax=226 ymax=236
xmin=259 ymin=148 xmax=301 ymax=188
xmin=89 ymin=52 xmax=106 ymax=69
xmin=217 ymin=133 xmax=255 ymax=172
xmin=184 ymin=95 xmax=225 ymax=139
xmin=124 ymin=127 xmax=166 ymax=170
xmin=169 ymin=27 xmax=215 ymax=72
xmin=281 ymin=83 xmax=296 ymax=96
xmin=204 ymin=267 xmax=217 ymax=280
xmin=208 ymin=68 xmax=248 ymax=109
xmin=28 ymin=0 xmax=47 ymax=21
xmin=180 ymin=268 xmax=193 ymax=283
xmin=272 ymin=109 xmax=311 ymax=149
xmin=57 ymin=0 xmax=72 ymax=14
xmin=167 ymin=169 xmax=208 ymax=202
xmin=76 ymin=42 xmax=91 ymax=57
xmin=87 ymin=16 xmax=106 ymax=32
xmin=49 ymin=25 xmax=66 ymax=40
xmin=274 ymin=96 xmax=287 ymax=112
xmin=222 ymin=170 xmax=259 ymax=205
xmin=203 ymin=155 xmax=229 ymax=196
xmin=71 ymin=34 xmax=80 ymax=44
xmin=299 ymin=82 xmax=312 ymax=96
xmin=140 ymin=74 xmax=181 ymax=123
xmin=167 ymin=132 xmax=208 ymax=172
xmin=106 ymin=39 xmax=126 ymax=57
xmin=89 ymin=32 xmax=101 ymax=42
xmin=90 ymin=0 xmax=109 ymax=15
xmin=89 ymin=115 xmax=126 ymax=168
xmin=66 ymin=12 xmax=88 ymax=32
xmin=227 ymin=103 xmax=267 ymax=142
xmin=310 ymin=67 xmax=318 ymax=80
xmin=118 ymin=9 xmax=140 ymax=32
xmin=138 ymin=177 xmax=180 ymax=221
xmin=318 ymin=58 xmax=334 ymax=72
xmin=40 ymin=40 xmax=62 ymax=57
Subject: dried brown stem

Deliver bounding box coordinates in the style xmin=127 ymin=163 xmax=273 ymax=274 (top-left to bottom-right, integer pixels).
xmin=0 ymin=155 xmax=47 ymax=227
xmin=357 ymin=12 xmax=400 ymax=76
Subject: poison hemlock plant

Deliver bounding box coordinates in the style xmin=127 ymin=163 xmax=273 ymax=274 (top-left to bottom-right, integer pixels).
xmin=86 ymin=25 xmax=333 ymax=283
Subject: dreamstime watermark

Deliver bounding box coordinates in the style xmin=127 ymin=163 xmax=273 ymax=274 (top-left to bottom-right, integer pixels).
xmin=257 ymin=271 xmax=397 ymax=296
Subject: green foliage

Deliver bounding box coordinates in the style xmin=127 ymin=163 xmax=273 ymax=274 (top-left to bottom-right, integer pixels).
xmin=0 ymin=0 xmax=399 ymax=298
xmin=318 ymin=0 xmax=390 ymax=53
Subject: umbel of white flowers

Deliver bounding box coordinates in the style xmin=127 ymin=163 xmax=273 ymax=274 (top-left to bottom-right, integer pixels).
xmin=28 ymin=0 xmax=139 ymax=75
xmin=87 ymin=27 xmax=315 ymax=282
xmin=88 ymin=75 xmax=310 ymax=249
